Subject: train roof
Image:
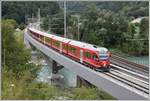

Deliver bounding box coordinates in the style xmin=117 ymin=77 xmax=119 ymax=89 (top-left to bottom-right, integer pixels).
xmin=29 ymin=27 xmax=54 ymax=38
xmin=29 ymin=27 xmax=108 ymax=53
xmin=52 ymin=35 xmax=71 ymax=43
xmin=29 ymin=27 xmax=71 ymax=43
xmin=69 ymin=40 xmax=108 ymax=53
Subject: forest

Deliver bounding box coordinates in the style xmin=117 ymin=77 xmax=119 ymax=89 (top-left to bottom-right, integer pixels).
xmin=2 ymin=1 xmax=148 ymax=56
xmin=58 ymin=1 xmax=149 ymax=56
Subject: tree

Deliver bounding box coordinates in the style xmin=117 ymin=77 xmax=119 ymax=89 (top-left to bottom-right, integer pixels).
xmin=41 ymin=17 xmax=49 ymax=31
xmin=139 ymin=17 xmax=148 ymax=39
xmin=84 ymin=32 xmax=99 ymax=45
xmin=2 ymin=1 xmax=61 ymax=24
xmin=81 ymin=6 xmax=128 ymax=48
xmin=2 ymin=19 xmax=31 ymax=79
xmin=139 ymin=17 xmax=149 ymax=55
xmin=127 ymin=24 xmax=136 ymax=38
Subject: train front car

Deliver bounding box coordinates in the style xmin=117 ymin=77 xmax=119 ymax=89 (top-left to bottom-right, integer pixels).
xmin=96 ymin=47 xmax=111 ymax=72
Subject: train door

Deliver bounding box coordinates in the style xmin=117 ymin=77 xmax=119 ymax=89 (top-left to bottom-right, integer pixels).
xmin=60 ymin=42 xmax=62 ymax=53
xmin=91 ymin=53 xmax=99 ymax=66
xmin=84 ymin=51 xmax=92 ymax=63
xmin=80 ymin=49 xmax=83 ymax=63
xmin=43 ymin=36 xmax=45 ymax=44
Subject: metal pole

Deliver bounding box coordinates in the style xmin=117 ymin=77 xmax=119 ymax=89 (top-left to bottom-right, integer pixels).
xmin=49 ymin=17 xmax=51 ymax=33
xmin=77 ymin=16 xmax=80 ymax=40
xmin=64 ymin=0 xmax=66 ymax=38
xmin=25 ymin=14 xmax=27 ymax=25
xmin=32 ymin=13 xmax=34 ymax=27
xmin=38 ymin=8 xmax=40 ymax=30
xmin=4 ymin=48 xmax=5 ymax=66
xmin=32 ymin=13 xmax=33 ymax=22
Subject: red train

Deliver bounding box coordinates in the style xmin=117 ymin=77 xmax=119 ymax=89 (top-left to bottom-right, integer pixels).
xmin=27 ymin=27 xmax=111 ymax=72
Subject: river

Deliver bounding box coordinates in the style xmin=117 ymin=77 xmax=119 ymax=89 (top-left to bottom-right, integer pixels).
xmin=32 ymin=51 xmax=77 ymax=87
xmin=126 ymin=56 xmax=149 ymax=66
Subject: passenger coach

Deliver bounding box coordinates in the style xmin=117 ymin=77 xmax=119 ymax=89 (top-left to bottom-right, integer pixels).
xmin=28 ymin=27 xmax=111 ymax=71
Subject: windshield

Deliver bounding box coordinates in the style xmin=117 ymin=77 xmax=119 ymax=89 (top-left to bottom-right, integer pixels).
xmin=99 ymin=54 xmax=108 ymax=60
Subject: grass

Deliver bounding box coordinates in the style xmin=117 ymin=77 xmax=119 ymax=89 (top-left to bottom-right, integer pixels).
xmin=68 ymin=86 xmax=116 ymax=100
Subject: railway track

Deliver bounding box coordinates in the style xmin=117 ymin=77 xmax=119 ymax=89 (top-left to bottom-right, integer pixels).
xmin=51 ymin=45 xmax=149 ymax=93
xmin=110 ymin=69 xmax=149 ymax=87
xmin=105 ymin=54 xmax=149 ymax=95
xmin=31 ymin=35 xmax=149 ymax=95
xmin=104 ymin=70 xmax=149 ymax=94
xmin=110 ymin=54 xmax=149 ymax=76
xmin=107 ymin=55 xmax=149 ymax=95
xmin=47 ymin=43 xmax=149 ymax=94
xmin=111 ymin=64 xmax=149 ymax=82
xmin=109 ymin=55 xmax=149 ymax=95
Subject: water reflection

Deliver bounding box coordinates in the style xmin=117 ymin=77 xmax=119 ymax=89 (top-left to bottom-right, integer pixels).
xmin=58 ymin=68 xmax=77 ymax=87
xmin=126 ymin=56 xmax=149 ymax=66
xmin=32 ymin=51 xmax=77 ymax=87
xmin=36 ymin=65 xmax=52 ymax=84
xmin=36 ymin=62 xmax=77 ymax=87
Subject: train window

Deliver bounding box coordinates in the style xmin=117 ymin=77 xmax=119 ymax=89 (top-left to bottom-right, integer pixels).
xmin=63 ymin=45 xmax=67 ymax=50
xmin=69 ymin=46 xmax=76 ymax=54
xmin=69 ymin=46 xmax=72 ymax=52
xmin=93 ymin=54 xmax=98 ymax=61
xmin=53 ymin=41 xmax=60 ymax=47
xmin=72 ymin=47 xmax=76 ymax=54
xmin=41 ymin=36 xmax=44 ymax=41
xmin=45 ymin=37 xmax=51 ymax=42
xmin=85 ymin=52 xmax=91 ymax=58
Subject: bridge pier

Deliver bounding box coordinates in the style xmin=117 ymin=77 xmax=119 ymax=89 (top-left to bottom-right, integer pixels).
xmin=29 ymin=43 xmax=37 ymax=51
xmin=52 ymin=60 xmax=64 ymax=74
xmin=43 ymin=55 xmax=64 ymax=74
xmin=77 ymin=76 xmax=93 ymax=88
xmin=42 ymin=55 xmax=65 ymax=86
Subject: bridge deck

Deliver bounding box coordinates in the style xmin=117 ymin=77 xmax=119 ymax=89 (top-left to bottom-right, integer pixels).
xmin=24 ymin=30 xmax=148 ymax=100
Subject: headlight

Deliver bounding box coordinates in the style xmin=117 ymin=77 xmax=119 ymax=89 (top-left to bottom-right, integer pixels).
xmin=103 ymin=63 xmax=106 ymax=67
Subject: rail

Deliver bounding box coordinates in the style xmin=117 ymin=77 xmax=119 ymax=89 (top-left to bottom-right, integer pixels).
xmin=111 ymin=54 xmax=149 ymax=75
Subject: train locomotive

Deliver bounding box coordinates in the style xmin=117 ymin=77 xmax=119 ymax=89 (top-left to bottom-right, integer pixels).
xmin=27 ymin=27 xmax=111 ymax=72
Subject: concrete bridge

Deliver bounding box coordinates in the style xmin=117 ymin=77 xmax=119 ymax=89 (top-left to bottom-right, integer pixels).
xmin=24 ymin=29 xmax=148 ymax=100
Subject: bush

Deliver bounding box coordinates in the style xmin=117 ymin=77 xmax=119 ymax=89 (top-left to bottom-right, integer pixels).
xmin=69 ymin=86 xmax=116 ymax=100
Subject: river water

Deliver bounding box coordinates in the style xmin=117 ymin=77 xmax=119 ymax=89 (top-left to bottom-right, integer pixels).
xmin=32 ymin=51 xmax=77 ymax=87
xmin=58 ymin=67 xmax=77 ymax=87
xmin=125 ymin=56 xmax=149 ymax=66
xmin=36 ymin=65 xmax=52 ymax=84
xmin=36 ymin=65 xmax=77 ymax=87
